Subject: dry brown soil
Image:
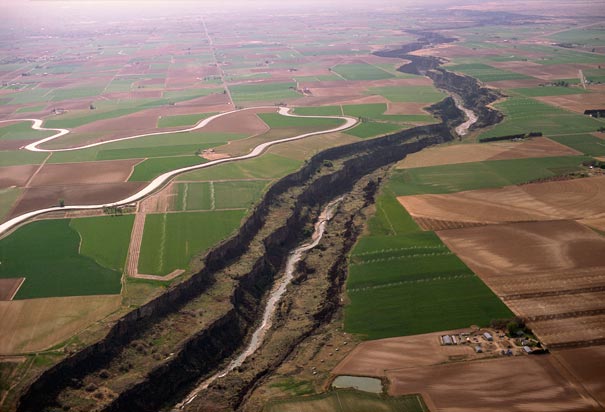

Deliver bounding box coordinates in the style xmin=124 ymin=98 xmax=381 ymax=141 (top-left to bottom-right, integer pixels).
xmin=0 ymin=278 xmax=25 ymax=301
xmin=398 ymin=176 xmax=605 ymax=226
xmin=9 ymin=182 xmax=146 ymax=218
xmin=438 ymin=220 xmax=605 ymax=347
xmin=0 ymin=165 xmax=38 ymax=188
xmin=0 ymin=295 xmax=120 ymax=354
xmin=29 ymin=159 xmax=142 ymax=187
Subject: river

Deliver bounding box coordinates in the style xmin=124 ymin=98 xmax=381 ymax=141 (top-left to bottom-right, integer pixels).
xmin=176 ymin=196 xmax=344 ymax=409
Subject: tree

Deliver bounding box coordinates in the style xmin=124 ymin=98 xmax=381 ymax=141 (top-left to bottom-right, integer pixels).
xmin=59 ymin=199 xmax=65 ymax=207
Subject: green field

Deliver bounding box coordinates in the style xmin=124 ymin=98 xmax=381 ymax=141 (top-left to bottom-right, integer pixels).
xmin=480 ymin=96 xmax=605 ymax=138
xmin=265 ymin=390 xmax=427 ymax=412
xmin=549 ymin=134 xmax=605 ymax=156
xmin=213 ymin=180 xmax=269 ymax=209
xmin=15 ymin=105 xmax=46 ymax=113
xmin=511 ymin=86 xmax=590 ymax=97
xmin=367 ymin=86 xmax=445 ymax=103
xmin=331 ymin=63 xmax=394 ymax=80
xmin=518 ymin=44 xmax=605 ymax=65
xmin=70 ymin=215 xmax=134 ymax=271
xmin=342 ymin=103 xmax=435 ymax=124
xmin=175 ymin=182 xmax=212 ymax=211
xmin=178 ymin=153 xmax=301 ymax=181
xmin=0 ymin=150 xmax=48 ymax=166
xmin=389 ymin=156 xmax=588 ymax=195
xmin=51 ymin=86 xmax=104 ymax=101
xmin=0 ymin=121 xmax=53 ymax=141
xmin=345 ymin=121 xmax=403 ymax=138
xmin=0 ymin=187 xmax=21 ymax=221
xmin=229 ymin=82 xmax=300 ymax=103
xmin=128 ymin=156 xmax=207 ymax=181
xmin=445 ymin=63 xmax=532 ymax=82
xmin=293 ymin=106 xmax=342 ymax=116
xmin=548 ymin=28 xmax=605 ymax=46
xmin=157 ymin=112 xmax=217 ymax=128
xmin=0 ymin=219 xmax=127 ymax=299
xmin=344 ymin=190 xmax=512 ymax=340
xmin=258 ymin=112 xmax=344 ymax=129
xmin=138 ymin=210 xmax=245 ymax=276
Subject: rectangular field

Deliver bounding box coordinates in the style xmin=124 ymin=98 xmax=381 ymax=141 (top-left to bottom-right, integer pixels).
xmin=548 ymin=134 xmax=605 ymax=156
xmin=138 ymin=210 xmax=245 ymax=276
xmin=0 ymin=278 xmax=25 ymax=301
xmin=344 ymin=191 xmax=511 ymax=340
xmin=331 ymin=63 xmax=395 ymax=80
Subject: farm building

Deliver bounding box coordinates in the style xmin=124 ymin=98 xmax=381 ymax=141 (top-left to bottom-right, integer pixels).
xmin=475 ymin=345 xmax=483 ymax=353
xmin=523 ymin=346 xmax=532 ymax=354
xmin=483 ymin=332 xmax=493 ymax=341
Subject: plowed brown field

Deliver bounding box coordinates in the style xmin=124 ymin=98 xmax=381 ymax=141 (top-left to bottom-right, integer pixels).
xmin=398 ymin=176 xmax=605 ymax=227
xmin=438 ymin=220 xmax=605 ymax=347
xmin=29 ymin=159 xmax=142 ymax=187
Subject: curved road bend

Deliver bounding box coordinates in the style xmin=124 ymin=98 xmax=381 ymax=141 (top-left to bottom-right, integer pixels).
xmin=0 ymin=107 xmax=357 ymax=236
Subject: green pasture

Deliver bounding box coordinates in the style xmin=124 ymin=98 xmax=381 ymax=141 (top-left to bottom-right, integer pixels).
xmin=70 ymin=215 xmax=134 ymax=271
xmin=389 ymin=156 xmax=588 ymax=196
xmin=366 ymin=86 xmax=445 ymax=103
xmin=0 ymin=188 xmax=21 ymax=221
xmin=480 ymin=96 xmax=605 ymax=138
xmin=229 ymin=82 xmax=300 ymax=102
xmin=138 ymin=210 xmax=245 ymax=276
xmin=0 ymin=219 xmax=126 ymax=299
xmin=548 ymin=134 xmax=605 ymax=156
xmin=548 ymin=28 xmax=605 ymax=46
xmin=213 ymin=180 xmax=269 ymax=209
xmin=157 ymin=112 xmax=217 ymax=128
xmin=0 ymin=121 xmax=54 ymax=141
xmin=258 ymin=112 xmax=343 ymax=129
xmin=0 ymin=150 xmax=47 ymax=166
xmin=128 ymin=156 xmax=206 ymax=182
xmin=265 ymin=390 xmax=427 ymax=412
xmin=331 ymin=63 xmax=394 ymax=80
xmin=344 ymin=190 xmax=512 ymax=340
xmin=445 ymin=63 xmax=533 ymax=82
xmin=293 ymin=106 xmax=342 ymax=116
xmin=345 ymin=122 xmax=403 ymax=138
xmin=511 ymin=86 xmax=590 ymax=97
xmin=178 ymin=153 xmax=301 ymax=181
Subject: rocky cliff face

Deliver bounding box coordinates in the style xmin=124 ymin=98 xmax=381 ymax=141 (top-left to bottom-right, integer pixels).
xmin=427 ymin=68 xmax=504 ymax=129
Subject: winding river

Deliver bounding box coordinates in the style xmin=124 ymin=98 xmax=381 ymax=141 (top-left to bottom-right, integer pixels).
xmin=176 ymin=196 xmax=343 ymax=409
xmin=0 ymin=108 xmax=357 ymax=236
xmin=452 ymin=94 xmax=478 ymax=136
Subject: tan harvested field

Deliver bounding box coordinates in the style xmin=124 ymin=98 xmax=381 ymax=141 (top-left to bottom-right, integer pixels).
xmin=29 ymin=159 xmax=143 ymax=187
xmin=0 ymin=295 xmax=120 ymax=354
xmin=387 ymin=356 xmax=602 ymax=412
xmin=556 ymin=346 xmax=605 ymax=405
xmin=397 ymin=137 xmax=580 ymax=169
xmin=0 ymin=164 xmax=38 ymax=188
xmin=438 ymin=220 xmax=605 ymax=347
xmin=398 ymin=176 xmax=605 ymax=226
xmin=9 ymin=182 xmax=146 ymax=218
xmin=535 ymin=93 xmax=605 ymax=114
xmin=0 ymin=278 xmax=25 ymax=301
xmin=581 ymin=217 xmax=605 ymax=231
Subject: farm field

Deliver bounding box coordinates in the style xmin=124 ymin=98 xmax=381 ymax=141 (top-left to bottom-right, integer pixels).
xmin=396 ymin=137 xmax=580 ymax=169
xmin=331 ymin=63 xmax=395 ymax=80
xmin=389 ymin=155 xmax=588 ymax=196
xmin=265 ymin=390 xmax=427 ymax=412
xmin=446 ymin=63 xmax=533 ymax=82
xmin=0 ymin=217 xmax=132 ymax=299
xmin=439 ymin=220 xmax=605 ymax=347
xmin=397 ymin=176 xmax=605 ymax=227
xmin=479 ymin=97 xmax=605 ymax=138
xmin=138 ymin=210 xmax=245 ymax=276
xmin=548 ymin=133 xmax=605 ymax=156
xmin=344 ymin=190 xmax=511 ymax=340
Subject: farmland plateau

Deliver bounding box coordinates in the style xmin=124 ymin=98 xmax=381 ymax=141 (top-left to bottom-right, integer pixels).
xmin=0 ymin=1 xmax=604 ymax=412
